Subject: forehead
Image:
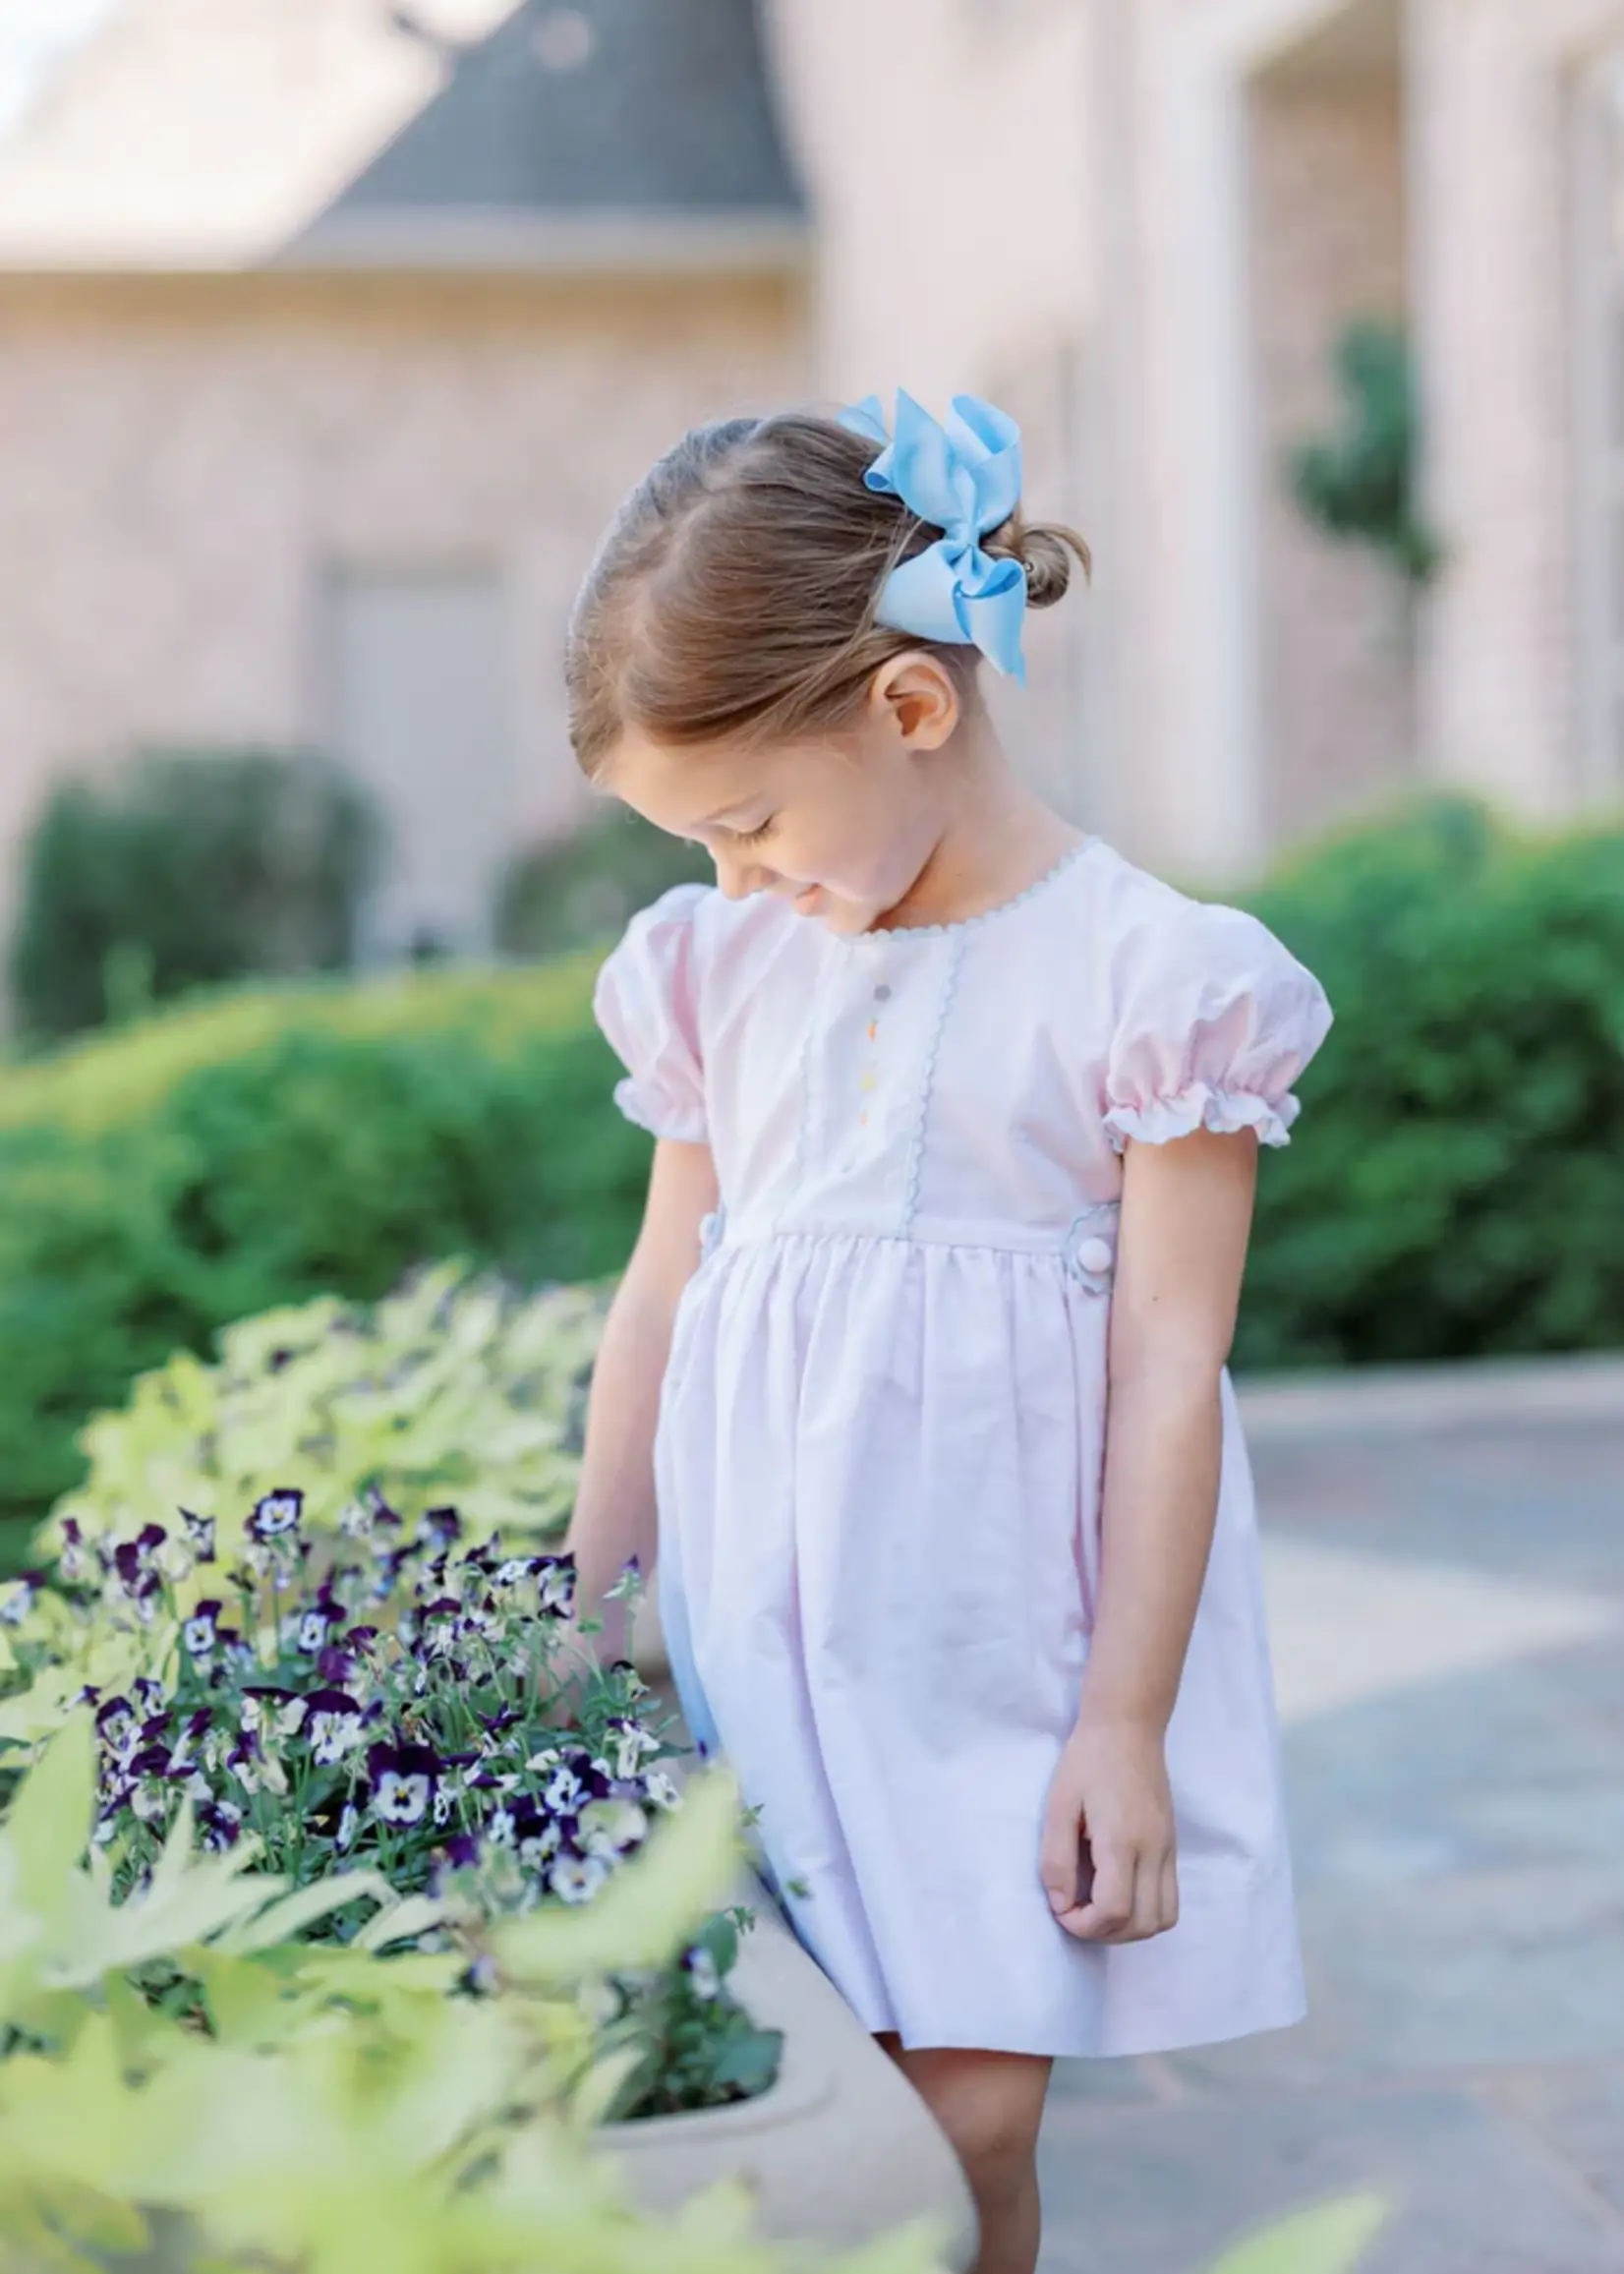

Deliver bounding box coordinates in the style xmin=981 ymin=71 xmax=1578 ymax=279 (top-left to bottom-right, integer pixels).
xmin=607 ymin=728 xmax=776 ymax=831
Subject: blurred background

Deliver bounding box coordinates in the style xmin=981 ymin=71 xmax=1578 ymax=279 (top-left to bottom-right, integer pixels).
xmin=0 ymin=2 xmax=1620 ymax=2269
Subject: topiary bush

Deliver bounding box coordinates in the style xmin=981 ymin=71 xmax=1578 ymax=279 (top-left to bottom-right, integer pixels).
xmin=1234 ymin=796 xmax=1624 ymax=1369
xmin=8 ymin=747 xmax=379 ymax=1041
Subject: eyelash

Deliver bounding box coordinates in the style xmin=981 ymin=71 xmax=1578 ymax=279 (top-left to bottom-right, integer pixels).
xmin=733 ymin=818 xmax=777 ymax=848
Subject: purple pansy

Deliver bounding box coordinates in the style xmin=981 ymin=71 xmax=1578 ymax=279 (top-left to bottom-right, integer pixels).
xmin=180 ymin=1510 xmax=217 ymax=1563
xmin=549 ymin=1849 xmax=609 ymax=1905
xmin=247 ymin=1489 xmax=304 ymax=1542
xmin=0 ymin=1569 xmax=47 ymax=1625
xmin=304 ymin=1689 xmax=367 ymax=1766
xmin=95 ymin=1695 xmax=140 ymax=1759
xmin=534 ymin=1554 xmax=577 ymax=1618
xmin=198 ymin=1798 xmax=244 ymax=1852
xmin=183 ymin=1601 xmax=223 ymax=1658
xmin=58 ymin=1518 xmax=90 ymax=1585
xmin=418 ymin=1598 xmax=463 ymax=1660
xmin=418 ymin=1506 xmax=461 ymax=1551
xmin=367 ymin=1740 xmax=440 ymax=1828
xmin=295 ymin=1595 xmax=345 ymax=1656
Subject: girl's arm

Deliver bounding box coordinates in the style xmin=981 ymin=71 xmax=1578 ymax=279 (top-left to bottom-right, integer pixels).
xmin=1040 ymin=1125 xmax=1259 ymax=1944
xmin=563 ymin=1137 xmax=719 ymax=1664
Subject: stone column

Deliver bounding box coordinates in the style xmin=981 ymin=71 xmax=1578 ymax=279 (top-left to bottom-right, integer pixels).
xmin=1408 ymin=0 xmax=1624 ymax=818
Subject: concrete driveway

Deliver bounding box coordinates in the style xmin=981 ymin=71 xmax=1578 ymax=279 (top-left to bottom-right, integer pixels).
xmin=1038 ymin=1358 xmax=1624 ymax=2274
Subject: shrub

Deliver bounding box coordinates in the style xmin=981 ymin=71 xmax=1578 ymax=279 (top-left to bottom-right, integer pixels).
xmin=0 ymin=978 xmax=649 ymax=1545
xmin=0 ymin=956 xmax=600 ymax=1137
xmin=8 ymin=747 xmax=379 ymax=1041
xmin=1235 ymin=797 xmax=1624 ymax=1369
xmin=1289 ymin=319 xmax=1441 ymax=588
xmin=49 ymin=1264 xmax=610 ymax=1555
xmin=2 ymin=796 xmax=1620 ymax=1566
xmin=495 ymin=807 xmax=711 ymax=961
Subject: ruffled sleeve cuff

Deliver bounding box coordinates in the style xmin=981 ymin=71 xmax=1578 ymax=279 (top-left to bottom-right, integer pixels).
xmin=593 ymin=884 xmax=711 ymax=1144
xmin=1103 ymin=899 xmax=1331 ymax=1153
xmin=1102 ymin=1082 xmax=1302 ymax=1155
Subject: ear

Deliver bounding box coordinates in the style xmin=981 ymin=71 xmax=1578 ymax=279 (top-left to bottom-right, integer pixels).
xmin=866 ymin=653 xmax=962 ymax=750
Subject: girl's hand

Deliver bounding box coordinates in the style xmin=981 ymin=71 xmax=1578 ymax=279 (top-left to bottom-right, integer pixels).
xmin=1039 ymin=1714 xmax=1180 ymax=1944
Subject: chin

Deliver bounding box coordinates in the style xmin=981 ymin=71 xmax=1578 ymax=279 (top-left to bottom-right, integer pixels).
xmin=816 ymin=897 xmax=881 ymax=937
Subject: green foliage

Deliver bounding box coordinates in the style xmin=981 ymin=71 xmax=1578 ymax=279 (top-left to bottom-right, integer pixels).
xmin=1289 ymin=321 xmax=1441 ymax=587
xmin=1235 ymin=797 xmax=1624 ymax=1369
xmin=495 ymin=807 xmax=711 ymax=961
xmin=3 ymin=792 xmax=1620 ymax=1569
xmin=0 ymin=1731 xmax=892 ymax=2274
xmin=9 ymin=750 xmax=379 ymax=1043
xmin=50 ymin=1264 xmax=608 ymax=1554
xmin=0 ymin=1492 xmax=780 ymax=2127
xmin=1208 ymin=2194 xmax=1389 ymax=2274
xmin=0 ymin=957 xmax=600 ymax=1137
xmin=0 ymin=1007 xmax=648 ymax=1543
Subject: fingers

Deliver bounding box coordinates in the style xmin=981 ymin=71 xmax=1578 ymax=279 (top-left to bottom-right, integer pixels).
xmin=1039 ymin=1790 xmax=1084 ymax=1918
xmin=1055 ymin=1845 xmax=1181 ymax=1945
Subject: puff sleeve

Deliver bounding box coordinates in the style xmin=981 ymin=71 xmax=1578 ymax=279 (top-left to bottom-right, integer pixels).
xmin=593 ymin=884 xmax=710 ymax=1144
xmin=1102 ymin=894 xmax=1332 ymax=1152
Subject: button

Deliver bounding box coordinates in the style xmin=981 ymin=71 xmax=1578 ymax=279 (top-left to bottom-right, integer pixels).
xmin=874 ymin=983 xmax=893 ymax=1002
xmin=1074 ymin=1237 xmax=1114 ymax=1276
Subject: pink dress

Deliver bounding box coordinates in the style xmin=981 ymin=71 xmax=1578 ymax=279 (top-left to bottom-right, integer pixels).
xmin=595 ymin=836 xmax=1333 ymax=2058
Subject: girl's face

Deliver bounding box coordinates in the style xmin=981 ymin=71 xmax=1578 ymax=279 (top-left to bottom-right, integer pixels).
xmin=605 ymin=660 xmax=965 ymax=937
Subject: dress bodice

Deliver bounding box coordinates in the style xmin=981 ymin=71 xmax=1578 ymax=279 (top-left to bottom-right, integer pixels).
xmin=596 ymin=836 xmax=1332 ymax=1264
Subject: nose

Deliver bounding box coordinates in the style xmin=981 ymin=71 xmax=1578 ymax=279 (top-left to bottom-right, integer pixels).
xmin=713 ymin=849 xmax=771 ymax=902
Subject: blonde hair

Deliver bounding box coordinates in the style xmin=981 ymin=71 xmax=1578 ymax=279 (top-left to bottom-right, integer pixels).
xmin=565 ymin=405 xmax=1090 ymax=776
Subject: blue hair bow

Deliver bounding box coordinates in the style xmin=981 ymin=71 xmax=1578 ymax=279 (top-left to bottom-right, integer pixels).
xmin=840 ymin=388 xmax=1028 ymax=682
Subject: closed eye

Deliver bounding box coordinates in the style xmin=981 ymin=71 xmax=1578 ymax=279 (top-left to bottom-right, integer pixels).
xmin=732 ymin=817 xmax=778 ymax=848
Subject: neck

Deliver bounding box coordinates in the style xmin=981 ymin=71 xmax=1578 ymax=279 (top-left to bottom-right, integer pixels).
xmin=877 ymin=723 xmax=1082 ymax=931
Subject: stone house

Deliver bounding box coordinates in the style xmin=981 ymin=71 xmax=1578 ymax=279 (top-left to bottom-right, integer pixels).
xmin=1 ymin=0 xmax=1622 ymax=969
xmin=774 ymin=0 xmax=1624 ymax=880
xmin=0 ymin=0 xmax=806 ymax=962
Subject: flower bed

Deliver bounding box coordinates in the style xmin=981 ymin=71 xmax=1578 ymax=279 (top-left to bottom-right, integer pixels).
xmin=48 ymin=1263 xmax=610 ymax=1554
xmin=1 ymin=1483 xmax=778 ymax=2124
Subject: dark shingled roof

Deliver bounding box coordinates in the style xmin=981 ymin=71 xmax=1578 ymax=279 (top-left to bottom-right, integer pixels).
xmin=317 ymin=0 xmax=803 ymax=222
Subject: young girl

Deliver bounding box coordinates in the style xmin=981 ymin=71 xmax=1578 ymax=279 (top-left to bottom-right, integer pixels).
xmin=562 ymin=390 xmax=1333 ymax=2274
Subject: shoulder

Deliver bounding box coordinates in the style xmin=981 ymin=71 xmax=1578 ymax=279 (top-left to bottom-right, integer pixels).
xmin=1077 ymin=838 xmax=1326 ymax=1013
xmin=596 ymin=882 xmax=798 ymax=1016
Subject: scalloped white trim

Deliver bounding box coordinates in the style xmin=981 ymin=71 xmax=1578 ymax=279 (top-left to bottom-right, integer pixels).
xmin=612 ymin=1077 xmax=707 ymax=1146
xmin=1103 ymin=1083 xmax=1300 ymax=1154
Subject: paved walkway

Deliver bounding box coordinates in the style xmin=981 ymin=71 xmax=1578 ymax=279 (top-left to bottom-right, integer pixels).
xmin=1037 ymin=1371 xmax=1624 ymax=2274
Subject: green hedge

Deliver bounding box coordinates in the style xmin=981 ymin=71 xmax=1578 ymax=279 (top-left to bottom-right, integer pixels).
xmin=0 ymin=963 xmax=648 ymax=1540
xmin=0 ymin=796 xmax=1620 ymax=1561
xmin=1235 ymin=797 xmax=1624 ymax=1368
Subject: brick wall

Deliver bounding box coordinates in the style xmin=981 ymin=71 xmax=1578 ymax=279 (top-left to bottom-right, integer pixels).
xmin=1248 ymin=68 xmax=1417 ymax=845
xmin=0 ymin=267 xmax=805 ymax=966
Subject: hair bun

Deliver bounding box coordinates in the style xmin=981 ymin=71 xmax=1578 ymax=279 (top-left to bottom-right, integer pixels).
xmin=982 ymin=515 xmax=1092 ymax=612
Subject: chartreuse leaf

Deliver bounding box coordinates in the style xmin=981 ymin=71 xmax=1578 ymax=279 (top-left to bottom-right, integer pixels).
xmin=4 ymin=1718 xmax=93 ymax=1919
xmin=210 ymin=1868 xmax=390 ymax=1955
xmin=0 ymin=1671 xmax=98 ymax=1749
xmin=351 ymin=1893 xmax=450 ymax=1953
xmin=1208 ymin=2193 xmax=1391 ymax=2274
xmin=493 ymin=1768 xmax=742 ymax=1986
